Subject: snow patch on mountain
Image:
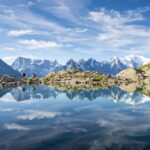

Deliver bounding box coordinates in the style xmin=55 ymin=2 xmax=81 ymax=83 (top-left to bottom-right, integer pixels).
xmin=11 ymin=55 xmax=150 ymax=77
xmin=11 ymin=57 xmax=62 ymax=77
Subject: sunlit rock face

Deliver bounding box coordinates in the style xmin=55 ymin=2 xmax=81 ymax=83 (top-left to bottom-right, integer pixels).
xmin=116 ymin=68 xmax=141 ymax=82
xmin=116 ymin=63 xmax=150 ymax=85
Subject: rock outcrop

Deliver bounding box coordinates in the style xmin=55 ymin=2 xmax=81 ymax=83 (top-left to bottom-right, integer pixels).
xmin=41 ymin=69 xmax=108 ymax=86
xmin=0 ymin=75 xmax=25 ymax=88
xmin=116 ymin=64 xmax=150 ymax=83
xmin=115 ymin=64 xmax=150 ymax=93
xmin=138 ymin=64 xmax=150 ymax=85
xmin=41 ymin=63 xmax=150 ymax=88
xmin=116 ymin=68 xmax=143 ymax=82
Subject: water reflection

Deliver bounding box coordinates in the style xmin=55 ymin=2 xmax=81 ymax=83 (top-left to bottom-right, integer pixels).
xmin=0 ymin=85 xmax=149 ymax=150
xmin=0 ymin=85 xmax=149 ymax=105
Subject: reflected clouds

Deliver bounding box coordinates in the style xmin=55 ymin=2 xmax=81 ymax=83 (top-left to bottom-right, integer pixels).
xmin=4 ymin=123 xmax=30 ymax=131
xmin=0 ymin=85 xmax=150 ymax=105
xmin=16 ymin=110 xmax=60 ymax=120
xmin=0 ymin=85 xmax=149 ymax=149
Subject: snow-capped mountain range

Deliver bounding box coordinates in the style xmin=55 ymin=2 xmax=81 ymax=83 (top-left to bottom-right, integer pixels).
xmin=11 ymin=57 xmax=62 ymax=77
xmin=11 ymin=55 xmax=150 ymax=77
xmin=112 ymin=55 xmax=150 ymax=68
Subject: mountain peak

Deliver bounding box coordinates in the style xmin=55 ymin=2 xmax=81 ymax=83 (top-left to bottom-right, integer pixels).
xmin=66 ymin=59 xmax=76 ymax=64
xmin=0 ymin=59 xmax=21 ymax=77
xmin=11 ymin=57 xmax=62 ymax=77
xmin=11 ymin=55 xmax=150 ymax=77
xmin=87 ymin=58 xmax=96 ymax=62
xmin=78 ymin=59 xmax=85 ymax=64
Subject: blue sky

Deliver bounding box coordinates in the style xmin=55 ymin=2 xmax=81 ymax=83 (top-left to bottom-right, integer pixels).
xmin=0 ymin=0 xmax=150 ymax=64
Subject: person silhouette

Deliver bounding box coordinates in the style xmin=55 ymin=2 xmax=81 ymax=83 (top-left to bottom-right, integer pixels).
xmin=22 ymin=73 xmax=26 ymax=79
xmin=22 ymin=86 xmax=26 ymax=91
xmin=32 ymin=85 xmax=36 ymax=91
xmin=33 ymin=73 xmax=37 ymax=78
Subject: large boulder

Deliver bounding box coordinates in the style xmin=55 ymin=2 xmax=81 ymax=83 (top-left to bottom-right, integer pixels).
xmin=116 ymin=68 xmax=141 ymax=82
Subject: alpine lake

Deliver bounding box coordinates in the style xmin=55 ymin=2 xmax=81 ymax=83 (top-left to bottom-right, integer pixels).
xmin=0 ymin=84 xmax=150 ymax=150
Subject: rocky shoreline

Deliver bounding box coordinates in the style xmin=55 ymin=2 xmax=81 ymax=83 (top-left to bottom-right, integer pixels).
xmin=0 ymin=64 xmax=150 ymax=93
xmin=41 ymin=67 xmax=150 ymax=85
xmin=41 ymin=69 xmax=108 ymax=86
xmin=0 ymin=75 xmax=26 ymax=88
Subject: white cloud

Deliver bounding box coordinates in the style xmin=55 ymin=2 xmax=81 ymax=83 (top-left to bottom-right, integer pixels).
xmin=0 ymin=4 xmax=67 ymax=32
xmin=45 ymin=0 xmax=80 ymax=24
xmin=7 ymin=29 xmax=34 ymax=37
xmin=0 ymin=108 xmax=14 ymax=112
xmin=89 ymin=8 xmax=145 ymax=25
xmin=0 ymin=1 xmax=150 ymax=59
xmin=18 ymin=39 xmax=62 ymax=49
xmin=89 ymin=7 xmax=150 ymax=51
xmin=17 ymin=110 xmax=60 ymax=120
xmin=4 ymin=123 xmax=30 ymax=131
xmin=2 ymin=56 xmax=17 ymax=65
xmin=75 ymin=28 xmax=87 ymax=33
xmin=2 ymin=47 xmax=17 ymax=51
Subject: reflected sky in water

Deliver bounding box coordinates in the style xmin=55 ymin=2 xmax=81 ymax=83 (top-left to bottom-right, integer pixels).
xmin=0 ymin=85 xmax=150 ymax=150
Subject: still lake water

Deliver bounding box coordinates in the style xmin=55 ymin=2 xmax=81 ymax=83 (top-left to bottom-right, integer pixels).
xmin=0 ymin=85 xmax=150 ymax=150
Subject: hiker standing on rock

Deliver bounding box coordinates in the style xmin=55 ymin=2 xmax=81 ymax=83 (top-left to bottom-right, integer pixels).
xmin=33 ymin=73 xmax=37 ymax=78
xmin=22 ymin=73 xmax=26 ymax=79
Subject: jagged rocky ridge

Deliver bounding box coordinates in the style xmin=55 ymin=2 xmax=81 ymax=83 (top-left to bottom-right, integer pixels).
xmin=0 ymin=56 xmax=149 ymax=95
xmin=1 ymin=57 xmax=150 ymax=93
xmin=11 ymin=57 xmax=62 ymax=78
xmin=0 ymin=63 xmax=150 ymax=104
xmin=11 ymin=55 xmax=150 ymax=77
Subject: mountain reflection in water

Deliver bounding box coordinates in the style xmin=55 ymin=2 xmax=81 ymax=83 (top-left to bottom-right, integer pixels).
xmin=0 ymin=85 xmax=149 ymax=105
xmin=0 ymin=85 xmax=149 ymax=150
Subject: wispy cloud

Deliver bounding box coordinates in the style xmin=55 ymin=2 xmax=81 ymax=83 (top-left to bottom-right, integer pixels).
xmin=89 ymin=7 xmax=145 ymax=25
xmin=7 ymin=29 xmax=34 ymax=37
xmin=2 ymin=47 xmax=17 ymax=51
xmin=0 ymin=108 xmax=14 ymax=112
xmin=17 ymin=110 xmax=60 ymax=120
xmin=18 ymin=39 xmax=62 ymax=49
xmin=0 ymin=3 xmax=67 ymax=32
xmin=4 ymin=123 xmax=30 ymax=131
xmin=0 ymin=1 xmax=150 ymax=61
xmin=88 ymin=7 xmax=150 ymax=53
